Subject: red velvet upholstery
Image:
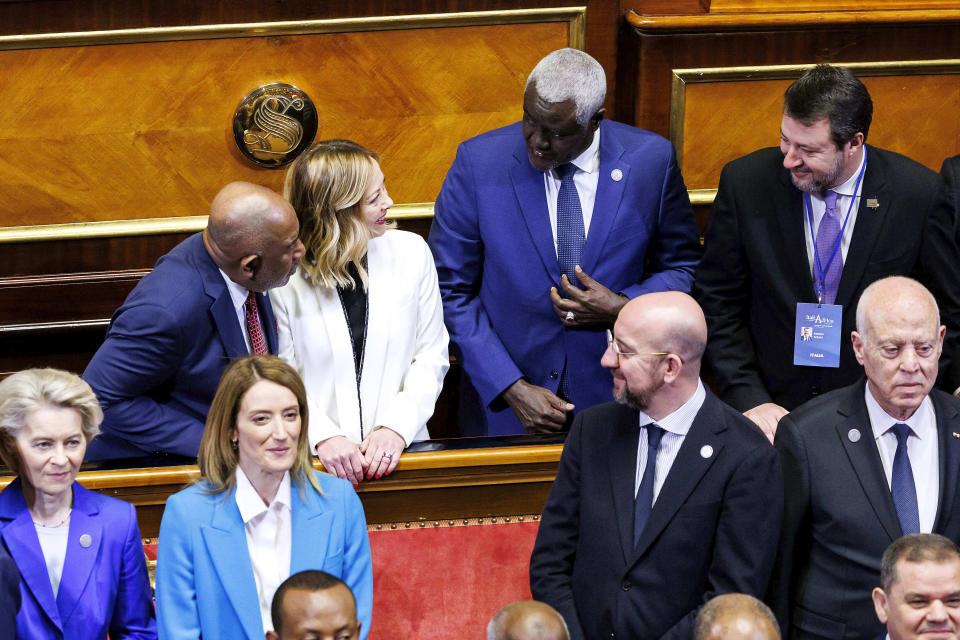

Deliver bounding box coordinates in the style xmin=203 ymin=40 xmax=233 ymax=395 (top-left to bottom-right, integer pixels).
xmin=143 ymin=518 xmax=541 ymax=637
xmin=368 ymin=520 xmax=540 ymax=637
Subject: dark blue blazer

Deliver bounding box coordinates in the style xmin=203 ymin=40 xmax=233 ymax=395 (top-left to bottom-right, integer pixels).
xmin=0 ymin=480 xmax=156 ymax=639
xmin=0 ymin=537 xmax=19 ymax=640
xmin=83 ymin=233 xmax=279 ymax=458
xmin=768 ymin=380 xmax=960 ymax=640
xmin=530 ymin=390 xmax=782 ymax=640
xmin=429 ymin=121 xmax=701 ymax=435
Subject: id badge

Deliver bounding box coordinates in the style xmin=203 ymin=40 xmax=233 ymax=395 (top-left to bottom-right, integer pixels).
xmin=794 ymin=303 xmax=842 ymax=367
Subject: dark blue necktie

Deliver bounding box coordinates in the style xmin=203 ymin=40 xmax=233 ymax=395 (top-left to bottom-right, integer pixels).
xmin=634 ymin=424 xmax=664 ymax=549
xmin=555 ymin=163 xmax=585 ymax=284
xmin=890 ymin=423 xmax=921 ymax=535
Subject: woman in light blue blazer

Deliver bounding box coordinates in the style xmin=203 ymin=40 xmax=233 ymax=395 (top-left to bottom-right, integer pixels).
xmin=155 ymin=355 xmax=372 ymax=640
xmin=0 ymin=368 xmax=156 ymax=639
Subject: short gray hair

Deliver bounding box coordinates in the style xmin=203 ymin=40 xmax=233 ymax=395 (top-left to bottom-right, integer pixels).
xmin=0 ymin=368 xmax=102 ymax=471
xmin=525 ymin=48 xmax=606 ymax=126
xmin=855 ymin=276 xmax=940 ymax=337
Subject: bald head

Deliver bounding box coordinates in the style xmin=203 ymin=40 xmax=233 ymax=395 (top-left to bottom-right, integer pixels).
xmin=487 ymin=601 xmax=569 ymax=640
xmin=694 ymin=594 xmax=781 ymax=640
xmin=617 ymin=292 xmax=707 ymax=373
xmin=855 ymin=276 xmax=939 ymax=338
xmin=203 ymin=181 xmax=304 ymax=292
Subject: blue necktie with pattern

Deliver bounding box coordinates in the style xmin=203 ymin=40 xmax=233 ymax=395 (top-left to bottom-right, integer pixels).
xmin=890 ymin=423 xmax=921 ymax=535
xmin=556 ymin=163 xmax=585 ymax=284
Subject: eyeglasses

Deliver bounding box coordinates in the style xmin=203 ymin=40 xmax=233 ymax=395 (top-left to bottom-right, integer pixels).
xmin=606 ymin=330 xmax=681 ymax=363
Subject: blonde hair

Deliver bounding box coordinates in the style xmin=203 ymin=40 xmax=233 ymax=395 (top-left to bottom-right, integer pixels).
xmin=284 ymin=139 xmax=395 ymax=290
xmin=197 ymin=355 xmax=321 ymax=495
xmin=0 ymin=368 xmax=103 ymax=474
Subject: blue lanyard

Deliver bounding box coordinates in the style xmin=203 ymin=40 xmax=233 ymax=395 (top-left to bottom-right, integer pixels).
xmin=804 ymin=148 xmax=867 ymax=304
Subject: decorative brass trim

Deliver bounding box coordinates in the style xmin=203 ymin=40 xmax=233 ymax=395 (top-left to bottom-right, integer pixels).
xmin=669 ymin=59 xmax=960 ymax=173
xmin=0 ymin=203 xmax=435 ymax=244
xmin=0 ymin=319 xmax=110 ymax=335
xmin=369 ymin=514 xmax=541 ymax=531
xmin=688 ymin=189 xmax=717 ymax=206
xmin=628 ymin=9 xmax=960 ymax=32
xmin=0 ymin=7 xmax=588 ymax=51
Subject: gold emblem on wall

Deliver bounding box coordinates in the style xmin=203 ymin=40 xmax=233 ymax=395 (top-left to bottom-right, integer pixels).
xmin=233 ymin=83 xmax=318 ymax=168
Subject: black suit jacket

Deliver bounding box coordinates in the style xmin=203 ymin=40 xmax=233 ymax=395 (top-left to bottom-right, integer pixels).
xmin=695 ymin=146 xmax=960 ymax=412
xmin=0 ymin=542 xmax=19 ymax=640
xmin=768 ymin=380 xmax=960 ymax=640
xmin=529 ymin=389 xmax=782 ymax=640
xmin=941 ymin=154 xmax=960 ymax=238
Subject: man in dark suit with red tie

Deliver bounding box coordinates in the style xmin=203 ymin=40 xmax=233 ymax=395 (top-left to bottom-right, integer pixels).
xmin=83 ymin=181 xmax=305 ymax=459
xmin=768 ymin=277 xmax=960 ymax=640
xmin=530 ymin=291 xmax=781 ymax=640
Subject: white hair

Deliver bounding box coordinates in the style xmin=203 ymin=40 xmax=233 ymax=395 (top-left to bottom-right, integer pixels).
xmin=525 ymin=48 xmax=606 ymax=126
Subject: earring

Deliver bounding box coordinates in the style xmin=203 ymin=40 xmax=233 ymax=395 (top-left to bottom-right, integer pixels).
xmin=231 ymin=440 xmax=238 ymax=451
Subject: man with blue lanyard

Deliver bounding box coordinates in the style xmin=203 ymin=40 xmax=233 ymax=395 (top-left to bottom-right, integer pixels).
xmin=694 ymin=63 xmax=960 ymax=442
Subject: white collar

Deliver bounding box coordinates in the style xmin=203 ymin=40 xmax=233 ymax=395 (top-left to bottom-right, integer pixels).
xmin=219 ymin=268 xmax=253 ymax=314
xmin=234 ymin=466 xmax=291 ymax=524
xmin=865 ymin=383 xmax=935 ymax=440
xmin=550 ymin=125 xmax=601 ymax=178
xmin=636 ymin=379 xmax=706 ymax=436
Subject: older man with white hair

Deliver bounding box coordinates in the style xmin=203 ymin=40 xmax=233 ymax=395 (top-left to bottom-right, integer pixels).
xmin=429 ymin=47 xmax=701 ymax=436
xmin=769 ymin=276 xmax=960 ymax=640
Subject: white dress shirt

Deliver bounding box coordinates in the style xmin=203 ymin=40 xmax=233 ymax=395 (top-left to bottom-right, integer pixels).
xmin=219 ymin=268 xmax=256 ymax=353
xmin=635 ymin=379 xmax=707 ymax=501
xmin=802 ymin=150 xmax=866 ymax=274
xmin=543 ymin=128 xmax=601 ymax=255
xmin=235 ymin=467 xmax=292 ymax=633
xmin=865 ymin=385 xmax=939 ymax=533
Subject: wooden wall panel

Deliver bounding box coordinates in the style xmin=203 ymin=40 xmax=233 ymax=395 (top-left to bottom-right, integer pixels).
xmin=0 ymin=19 xmax=569 ymax=226
xmin=676 ymin=68 xmax=960 ymax=191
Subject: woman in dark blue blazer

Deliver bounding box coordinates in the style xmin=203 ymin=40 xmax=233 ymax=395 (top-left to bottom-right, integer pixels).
xmin=155 ymin=355 xmax=373 ymax=640
xmin=0 ymin=368 xmax=156 ymax=639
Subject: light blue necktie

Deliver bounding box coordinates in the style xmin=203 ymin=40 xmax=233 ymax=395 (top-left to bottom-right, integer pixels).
xmin=556 ymin=163 xmax=585 ymax=285
xmin=814 ymin=189 xmax=842 ymax=304
xmin=634 ymin=424 xmax=664 ymax=549
xmin=890 ymin=423 xmax=921 ymax=535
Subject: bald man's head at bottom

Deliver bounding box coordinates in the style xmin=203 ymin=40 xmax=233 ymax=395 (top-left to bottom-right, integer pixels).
xmin=487 ymin=600 xmax=570 ymax=640
xmin=694 ymin=594 xmax=781 ymax=640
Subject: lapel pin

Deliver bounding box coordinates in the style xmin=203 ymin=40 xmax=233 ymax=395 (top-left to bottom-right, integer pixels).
xmin=953 ymin=432 xmax=959 ymax=439
xmin=848 ymin=428 xmax=861 ymax=443
xmin=700 ymin=445 xmax=713 ymax=459
xmin=866 ymin=198 xmax=879 ymax=209
xmin=611 ymin=169 xmax=623 ymax=182
xmin=79 ymin=534 xmax=92 ymax=548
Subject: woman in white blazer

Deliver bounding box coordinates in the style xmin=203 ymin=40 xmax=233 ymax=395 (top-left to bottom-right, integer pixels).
xmin=270 ymin=139 xmax=449 ymax=487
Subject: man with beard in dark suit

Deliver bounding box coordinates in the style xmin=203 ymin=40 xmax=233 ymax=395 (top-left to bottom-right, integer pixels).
xmin=695 ymin=64 xmax=960 ymax=442
xmin=530 ymin=292 xmax=781 ymax=640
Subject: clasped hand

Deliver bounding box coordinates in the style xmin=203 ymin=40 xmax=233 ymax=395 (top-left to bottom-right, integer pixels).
xmin=550 ymin=265 xmax=627 ymax=327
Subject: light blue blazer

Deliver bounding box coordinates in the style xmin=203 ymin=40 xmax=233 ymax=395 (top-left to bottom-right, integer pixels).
xmin=0 ymin=479 xmax=156 ymax=639
xmin=155 ymin=470 xmax=372 ymax=640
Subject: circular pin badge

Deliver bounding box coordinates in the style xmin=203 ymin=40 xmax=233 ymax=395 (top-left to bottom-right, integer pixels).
xmin=611 ymin=168 xmax=623 ymax=182
xmin=848 ymin=428 xmax=861 ymax=443
xmin=700 ymin=445 xmax=713 ymax=459
xmin=233 ymin=83 xmax=318 ymax=168
xmin=79 ymin=534 xmax=92 ymax=548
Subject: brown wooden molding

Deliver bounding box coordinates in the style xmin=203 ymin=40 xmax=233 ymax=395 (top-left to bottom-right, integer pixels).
xmin=627 ymin=8 xmax=960 ymax=31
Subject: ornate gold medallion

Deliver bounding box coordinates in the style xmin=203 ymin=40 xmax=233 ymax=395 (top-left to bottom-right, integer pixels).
xmin=233 ymin=83 xmax=318 ymax=168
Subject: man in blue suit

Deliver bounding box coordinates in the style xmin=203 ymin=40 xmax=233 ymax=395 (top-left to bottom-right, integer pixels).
xmin=83 ymin=182 xmax=305 ymax=458
xmin=429 ymin=48 xmax=702 ymax=436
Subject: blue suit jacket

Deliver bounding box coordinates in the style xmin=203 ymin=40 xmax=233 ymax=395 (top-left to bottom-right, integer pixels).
xmin=429 ymin=121 xmax=701 ymax=435
xmin=0 ymin=479 xmax=156 ymax=640
xmin=0 ymin=535 xmax=20 ymax=640
xmin=530 ymin=391 xmax=782 ymax=640
xmin=83 ymin=233 xmax=279 ymax=458
xmin=155 ymin=471 xmax=373 ymax=640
